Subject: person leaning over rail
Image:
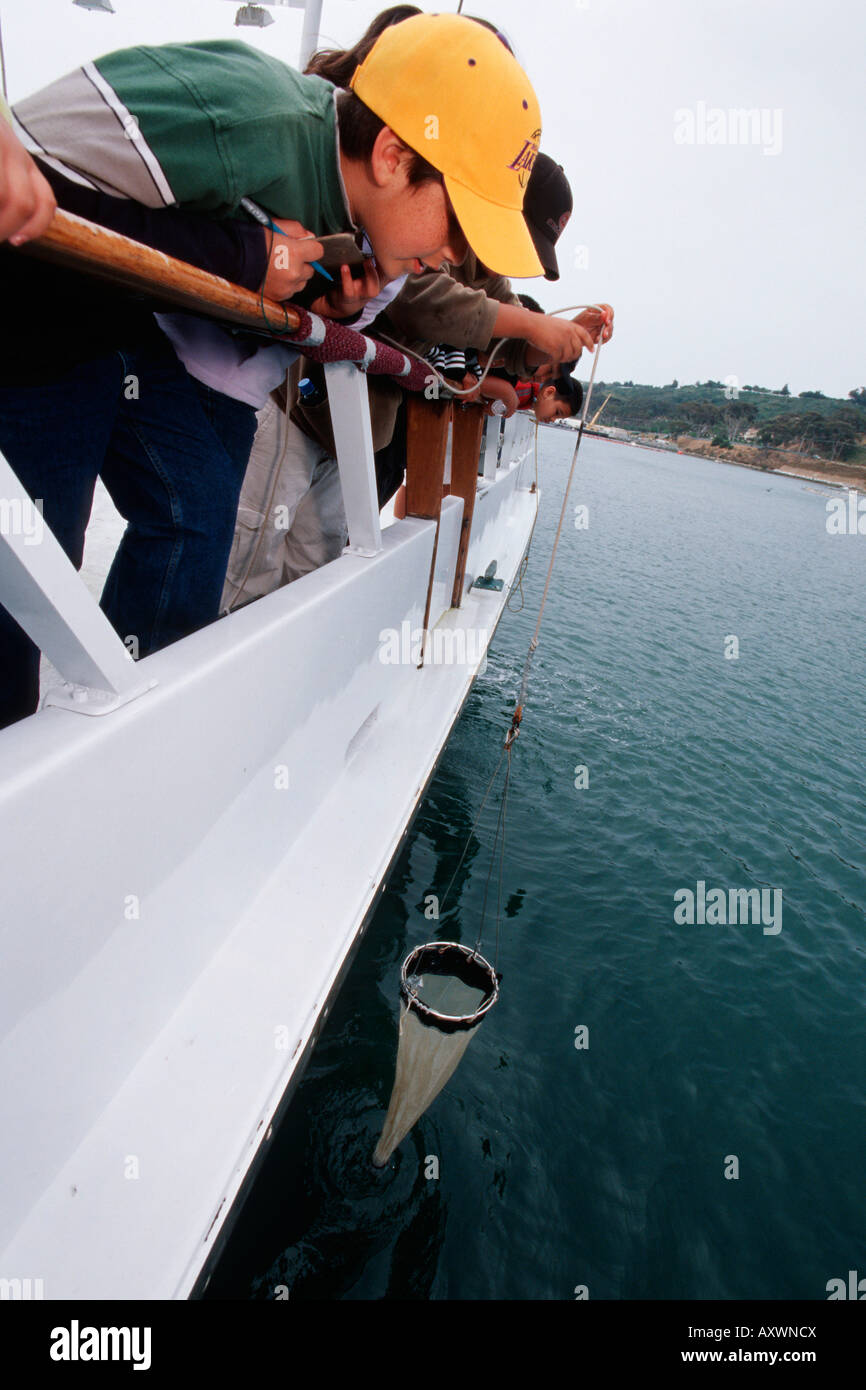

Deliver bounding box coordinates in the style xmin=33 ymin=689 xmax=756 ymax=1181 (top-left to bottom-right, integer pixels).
xmin=221 ymin=146 xmax=601 ymax=608
xmin=148 ymin=7 xmax=426 ymax=503
xmin=401 ymin=155 xmax=603 ymax=418
xmin=0 ymin=60 xmax=326 ymax=731
xmin=220 ymin=201 xmax=578 ymax=608
xmin=515 ymin=375 xmax=585 ymax=422
xmin=218 ymin=11 xmax=594 ymax=607
xmin=432 ymin=360 xmax=584 ymax=424
xmin=360 ymin=151 xmax=612 ymax=497
xmin=199 ymin=5 xmax=580 ymax=604
xmin=0 ymin=13 xmax=549 ymax=730
xmin=354 ymin=156 xmax=613 ymax=500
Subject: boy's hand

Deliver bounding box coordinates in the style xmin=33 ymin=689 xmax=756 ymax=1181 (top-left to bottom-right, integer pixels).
xmin=575 ymin=303 xmax=614 ymax=345
xmin=524 ymin=313 xmax=595 ymax=367
xmin=261 ymin=218 xmax=324 ymax=300
xmin=310 ymin=259 xmax=381 ymax=320
xmin=480 ymin=377 xmax=518 ymax=418
xmin=1 ymin=121 xmax=56 ymax=245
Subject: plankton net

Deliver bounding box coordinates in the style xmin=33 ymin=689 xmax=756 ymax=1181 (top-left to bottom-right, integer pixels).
xmin=372 ymin=942 xmax=499 ymax=1167
xmin=372 ymin=309 xmax=608 ymax=1169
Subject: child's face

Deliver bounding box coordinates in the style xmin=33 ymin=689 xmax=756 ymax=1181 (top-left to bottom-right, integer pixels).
xmin=365 ymin=179 xmax=468 ymax=282
xmin=533 ymin=386 xmax=568 ymax=422
xmin=358 ymin=131 xmax=469 ymax=282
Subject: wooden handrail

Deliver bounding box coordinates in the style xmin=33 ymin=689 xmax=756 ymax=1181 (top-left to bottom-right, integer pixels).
xmin=405 ymin=396 xmax=452 ymax=521
xmin=405 ymin=396 xmax=452 ymax=666
xmin=16 ymin=215 xmax=494 ymax=625
xmin=405 ymin=395 xmax=489 ymax=650
xmin=449 ymin=404 xmax=486 ymax=607
xmin=15 ymin=209 xmax=301 ymax=335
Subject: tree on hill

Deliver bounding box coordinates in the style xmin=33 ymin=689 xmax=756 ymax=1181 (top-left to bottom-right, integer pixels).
xmin=680 ymin=401 xmax=724 ymax=437
xmin=722 ymin=401 xmax=759 ymax=442
xmin=758 ymin=412 xmax=816 ymax=452
xmin=759 ymin=407 xmax=860 ymax=460
xmin=591 ymin=382 xmax=859 ymax=445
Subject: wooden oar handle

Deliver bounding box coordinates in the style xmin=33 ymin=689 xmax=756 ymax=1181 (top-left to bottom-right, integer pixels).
xmin=15 ymin=208 xmax=301 ymax=336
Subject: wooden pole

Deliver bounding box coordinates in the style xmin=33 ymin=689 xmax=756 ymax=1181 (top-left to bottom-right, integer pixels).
xmin=405 ymin=396 xmax=452 ymax=666
xmin=449 ymin=404 xmax=485 ymax=608
xmin=16 ymin=209 xmax=301 ymax=335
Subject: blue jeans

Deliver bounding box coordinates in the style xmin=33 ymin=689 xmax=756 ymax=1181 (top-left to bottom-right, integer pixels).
xmin=0 ymin=340 xmax=257 ymax=727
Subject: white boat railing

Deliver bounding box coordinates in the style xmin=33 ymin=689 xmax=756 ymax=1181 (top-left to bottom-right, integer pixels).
xmin=0 ymin=365 xmax=387 ymax=714
xmin=0 ymin=450 xmax=151 ymax=712
xmin=0 ymin=367 xmax=535 ymax=725
xmin=482 ymin=417 xmax=501 ymax=480
xmin=324 ymin=361 xmax=382 ymax=558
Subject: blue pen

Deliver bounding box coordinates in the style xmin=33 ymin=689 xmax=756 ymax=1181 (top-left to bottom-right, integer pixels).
xmin=240 ymin=197 xmax=334 ymax=282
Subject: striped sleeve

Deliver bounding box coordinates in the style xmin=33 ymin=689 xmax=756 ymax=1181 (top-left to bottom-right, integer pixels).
xmin=12 ymin=63 xmax=177 ymax=205
xmin=426 ymin=345 xmax=468 ymax=376
xmin=10 ymin=41 xmax=337 ymax=222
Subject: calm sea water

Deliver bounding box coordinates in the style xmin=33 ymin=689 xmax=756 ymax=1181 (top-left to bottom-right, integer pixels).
xmin=206 ymin=434 xmax=866 ymax=1301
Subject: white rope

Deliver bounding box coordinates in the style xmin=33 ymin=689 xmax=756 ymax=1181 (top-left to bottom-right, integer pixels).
xmin=513 ymin=328 xmax=605 ymax=714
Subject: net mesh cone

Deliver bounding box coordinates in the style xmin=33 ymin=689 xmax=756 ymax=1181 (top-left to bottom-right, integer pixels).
xmin=372 ymin=1002 xmax=481 ymax=1167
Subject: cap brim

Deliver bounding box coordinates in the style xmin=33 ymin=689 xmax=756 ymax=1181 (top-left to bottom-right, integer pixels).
xmin=526 ymin=219 xmax=560 ymax=281
xmin=445 ymin=175 xmax=544 ymax=279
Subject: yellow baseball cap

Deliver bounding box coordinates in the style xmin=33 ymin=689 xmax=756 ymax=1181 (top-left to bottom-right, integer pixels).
xmin=350 ymin=13 xmax=543 ymax=278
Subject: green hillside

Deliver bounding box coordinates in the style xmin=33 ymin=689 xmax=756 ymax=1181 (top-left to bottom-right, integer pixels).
xmin=591 ymin=381 xmax=866 ymax=461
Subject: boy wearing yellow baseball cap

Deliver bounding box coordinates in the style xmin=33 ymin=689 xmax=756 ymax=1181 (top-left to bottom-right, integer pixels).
xmin=345 ymin=11 xmax=543 ymax=279
xmin=12 ymin=14 xmax=544 ymax=282
xmin=0 ymin=14 xmax=555 ymax=726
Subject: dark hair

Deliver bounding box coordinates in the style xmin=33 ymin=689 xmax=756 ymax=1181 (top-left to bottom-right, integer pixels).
xmin=518 ymin=293 xmax=543 ymax=313
xmin=308 ymin=7 xmax=509 ymax=87
xmin=336 ymin=90 xmax=442 ymax=185
xmin=553 ymin=375 xmax=584 ymax=416
xmin=305 ymin=6 xmax=422 ymax=87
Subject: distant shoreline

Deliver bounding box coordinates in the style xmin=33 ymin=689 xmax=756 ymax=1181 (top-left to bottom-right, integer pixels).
xmin=576 ymin=428 xmax=864 ymax=491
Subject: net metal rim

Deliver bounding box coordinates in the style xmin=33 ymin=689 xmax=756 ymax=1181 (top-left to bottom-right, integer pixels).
xmin=400 ymin=941 xmax=500 ymax=1034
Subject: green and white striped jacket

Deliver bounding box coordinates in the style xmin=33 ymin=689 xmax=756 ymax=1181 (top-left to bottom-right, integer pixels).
xmin=11 ymin=39 xmax=349 ymax=233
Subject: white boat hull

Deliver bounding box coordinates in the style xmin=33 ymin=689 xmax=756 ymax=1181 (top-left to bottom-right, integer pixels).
xmin=0 ymin=423 xmax=537 ymax=1299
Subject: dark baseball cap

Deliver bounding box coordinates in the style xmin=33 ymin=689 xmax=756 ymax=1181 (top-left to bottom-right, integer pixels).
xmin=524 ymin=153 xmax=573 ymax=281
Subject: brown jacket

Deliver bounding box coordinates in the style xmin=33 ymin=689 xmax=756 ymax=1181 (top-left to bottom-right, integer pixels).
xmin=380 ymin=252 xmax=529 ymax=376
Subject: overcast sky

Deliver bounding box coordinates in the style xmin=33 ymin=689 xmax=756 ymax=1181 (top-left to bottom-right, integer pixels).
xmin=2 ymin=0 xmax=862 ymax=396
